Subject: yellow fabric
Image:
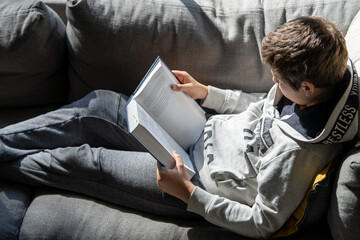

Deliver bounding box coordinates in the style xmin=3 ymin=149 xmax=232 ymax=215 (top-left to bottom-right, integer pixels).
xmin=271 ymin=162 xmax=333 ymax=238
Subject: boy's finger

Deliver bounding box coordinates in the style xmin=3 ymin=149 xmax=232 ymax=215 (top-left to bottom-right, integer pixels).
xmin=172 ymin=70 xmax=186 ymax=83
xmin=156 ymin=163 xmax=165 ymax=187
xmin=172 ymin=83 xmax=193 ymax=93
xmin=171 ymin=84 xmax=180 ymax=91
xmin=172 ymin=150 xmax=187 ymax=176
xmin=171 ymin=83 xmax=185 ymax=90
xmin=157 ymin=161 xmax=166 ymax=173
xmin=172 ymin=150 xmax=181 ymax=159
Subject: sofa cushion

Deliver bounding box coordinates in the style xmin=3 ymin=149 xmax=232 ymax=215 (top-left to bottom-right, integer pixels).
xmin=328 ymin=146 xmax=360 ymax=240
xmin=0 ymin=0 xmax=68 ymax=107
xmin=66 ymin=0 xmax=360 ymax=101
xmin=19 ymin=188 xmax=244 ymax=240
xmin=0 ymin=181 xmax=34 ymax=240
xmin=19 ymin=187 xmax=331 ymax=240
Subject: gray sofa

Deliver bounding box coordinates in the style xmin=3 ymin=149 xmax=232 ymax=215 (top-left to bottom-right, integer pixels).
xmin=1 ymin=0 xmax=360 ymax=239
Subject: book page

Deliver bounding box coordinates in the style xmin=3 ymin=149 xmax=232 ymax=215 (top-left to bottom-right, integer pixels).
xmin=133 ymin=60 xmax=206 ymax=151
xmin=127 ymin=100 xmax=195 ymax=177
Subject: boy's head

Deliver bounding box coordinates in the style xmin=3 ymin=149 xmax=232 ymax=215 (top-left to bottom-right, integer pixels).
xmin=261 ymin=16 xmax=348 ymax=91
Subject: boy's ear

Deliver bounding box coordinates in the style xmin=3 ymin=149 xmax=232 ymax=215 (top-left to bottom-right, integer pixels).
xmin=301 ymin=81 xmax=315 ymax=96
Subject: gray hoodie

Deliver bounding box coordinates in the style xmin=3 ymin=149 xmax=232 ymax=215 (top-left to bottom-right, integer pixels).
xmin=187 ymin=60 xmax=359 ymax=239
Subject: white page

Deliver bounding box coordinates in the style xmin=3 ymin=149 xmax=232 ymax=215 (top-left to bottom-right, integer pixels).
xmin=127 ymin=100 xmax=195 ymax=178
xmin=133 ymin=60 xmax=206 ymax=151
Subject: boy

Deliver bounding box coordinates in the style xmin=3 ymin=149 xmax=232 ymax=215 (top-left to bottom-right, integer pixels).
xmin=0 ymin=16 xmax=358 ymax=239
xmin=158 ymin=16 xmax=359 ymax=238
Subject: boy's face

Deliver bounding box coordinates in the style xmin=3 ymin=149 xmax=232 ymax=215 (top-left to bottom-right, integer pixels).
xmin=271 ymin=71 xmax=310 ymax=107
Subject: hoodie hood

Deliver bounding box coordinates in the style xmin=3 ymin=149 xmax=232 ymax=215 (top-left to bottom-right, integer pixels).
xmin=276 ymin=59 xmax=359 ymax=144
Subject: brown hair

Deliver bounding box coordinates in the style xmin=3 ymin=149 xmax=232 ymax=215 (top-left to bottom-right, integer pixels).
xmin=261 ymin=16 xmax=348 ymax=90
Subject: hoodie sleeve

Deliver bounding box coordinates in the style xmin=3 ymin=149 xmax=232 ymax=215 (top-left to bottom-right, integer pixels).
xmin=201 ymin=86 xmax=266 ymax=114
xmin=187 ymin=149 xmax=324 ymax=239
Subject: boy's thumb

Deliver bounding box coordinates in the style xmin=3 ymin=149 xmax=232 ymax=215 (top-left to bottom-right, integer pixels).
xmin=171 ymin=84 xmax=183 ymax=91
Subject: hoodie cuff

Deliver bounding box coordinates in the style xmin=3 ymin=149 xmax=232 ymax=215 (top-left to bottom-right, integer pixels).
xmin=187 ymin=187 xmax=214 ymax=216
xmin=201 ymin=86 xmax=227 ymax=113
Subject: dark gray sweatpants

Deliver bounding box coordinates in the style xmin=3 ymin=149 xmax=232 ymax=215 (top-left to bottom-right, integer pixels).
xmin=0 ymin=90 xmax=202 ymax=219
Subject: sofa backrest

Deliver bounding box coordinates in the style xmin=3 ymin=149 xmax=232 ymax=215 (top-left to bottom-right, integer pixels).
xmin=64 ymin=0 xmax=360 ymax=101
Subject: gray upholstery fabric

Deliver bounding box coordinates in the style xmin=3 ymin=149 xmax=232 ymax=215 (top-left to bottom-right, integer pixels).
xmin=0 ymin=181 xmax=34 ymax=240
xmin=66 ymin=0 xmax=360 ymax=101
xmin=328 ymin=147 xmax=360 ymax=240
xmin=19 ymin=188 xmax=331 ymax=240
xmin=19 ymin=188 xmax=245 ymax=240
xmin=0 ymin=0 xmax=68 ymax=107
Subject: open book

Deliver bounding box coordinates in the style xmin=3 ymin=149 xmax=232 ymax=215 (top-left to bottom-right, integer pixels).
xmin=126 ymin=57 xmax=206 ymax=178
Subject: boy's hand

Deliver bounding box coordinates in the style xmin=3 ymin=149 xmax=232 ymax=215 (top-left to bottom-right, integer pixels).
xmin=172 ymin=70 xmax=208 ymax=100
xmin=156 ymin=150 xmax=196 ymax=203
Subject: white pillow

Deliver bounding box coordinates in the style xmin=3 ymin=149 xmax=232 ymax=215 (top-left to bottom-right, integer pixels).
xmin=346 ymin=10 xmax=360 ymax=71
xmin=345 ymin=10 xmax=360 ymax=139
